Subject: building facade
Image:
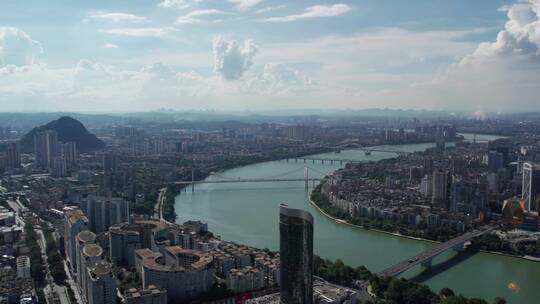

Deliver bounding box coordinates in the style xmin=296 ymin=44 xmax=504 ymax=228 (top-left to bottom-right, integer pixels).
xmin=65 ymin=209 xmax=89 ymax=274
xmin=522 ymin=162 xmax=540 ymax=211
xmin=279 ymin=204 xmax=313 ymax=304
xmin=81 ymin=196 xmax=130 ymax=233
xmin=86 ymin=261 xmax=116 ymax=304
xmin=432 ymin=170 xmax=448 ymax=204
xmin=138 ymin=246 xmax=214 ymax=303
xmin=125 ymin=285 xmax=167 ymax=304
xmin=76 ymin=230 xmax=97 ymax=287
xmin=109 ymin=220 xmax=169 ymax=267
xmin=34 ymin=129 xmax=59 ymax=169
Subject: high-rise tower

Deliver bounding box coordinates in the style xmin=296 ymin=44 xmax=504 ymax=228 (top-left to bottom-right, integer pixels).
xmin=279 ymin=204 xmax=313 ymax=304
xmin=522 ymin=162 xmax=540 ymax=211
xmin=34 ymin=130 xmax=59 ymax=169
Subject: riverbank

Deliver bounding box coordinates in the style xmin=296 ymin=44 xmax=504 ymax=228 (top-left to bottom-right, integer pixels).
xmin=308 ymin=196 xmax=438 ymax=245
xmin=309 ymin=189 xmax=540 ymax=264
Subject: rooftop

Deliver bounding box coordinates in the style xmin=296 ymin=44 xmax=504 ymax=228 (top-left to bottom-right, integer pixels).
xmin=82 ymin=243 xmax=103 ymax=258
xmin=165 ymin=246 xmax=213 ymax=271
xmin=91 ymin=260 xmax=112 ymax=276
xmin=125 ymin=285 xmax=167 ymax=298
xmin=67 ymin=209 xmax=88 ymax=225
xmin=76 ymin=230 xmax=96 ymax=244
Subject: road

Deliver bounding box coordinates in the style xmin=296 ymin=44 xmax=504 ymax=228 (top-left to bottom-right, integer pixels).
xmin=6 ymin=198 xmax=25 ymax=226
xmin=36 ymin=227 xmax=70 ymax=304
xmin=7 ymin=198 xmax=75 ymax=304
xmin=154 ymin=187 xmax=174 ymax=225
xmin=154 ymin=187 xmax=166 ymax=220
xmin=63 ymin=259 xmax=84 ymax=304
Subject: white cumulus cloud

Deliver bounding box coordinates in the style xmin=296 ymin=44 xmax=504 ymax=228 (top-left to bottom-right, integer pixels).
xmin=103 ymin=43 xmax=119 ymax=49
xmin=247 ymin=63 xmax=315 ymax=95
xmin=101 ymin=27 xmax=174 ymax=38
xmin=175 ymin=9 xmax=230 ymax=24
xmin=229 ymin=0 xmax=263 ymax=11
xmin=255 ymin=5 xmax=286 ymax=14
xmin=0 ymin=27 xmax=43 ymax=66
xmin=158 ymin=0 xmax=203 ymax=9
xmin=213 ymin=36 xmax=259 ymax=80
xmin=87 ymin=12 xmax=149 ymax=23
xmin=373 ymin=0 xmax=540 ymax=113
xmin=263 ymin=4 xmax=351 ymax=22
xmin=462 ymin=0 xmax=540 ymax=64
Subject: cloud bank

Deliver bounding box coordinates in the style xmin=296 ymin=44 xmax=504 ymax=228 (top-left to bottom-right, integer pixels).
xmin=410 ymin=0 xmax=540 ymax=112
xmin=2 ymin=1 xmax=540 ymax=113
xmin=0 ymin=27 xmax=42 ymax=67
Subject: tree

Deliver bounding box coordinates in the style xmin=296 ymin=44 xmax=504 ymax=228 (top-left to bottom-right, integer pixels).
xmin=493 ymin=297 xmax=506 ymax=304
xmin=440 ymin=288 xmax=455 ymax=298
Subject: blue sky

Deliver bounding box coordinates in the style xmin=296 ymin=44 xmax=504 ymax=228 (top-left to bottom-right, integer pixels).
xmin=1 ymin=0 xmax=539 ymax=113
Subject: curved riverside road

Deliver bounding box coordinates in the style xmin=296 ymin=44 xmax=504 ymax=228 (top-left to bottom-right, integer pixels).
xmin=175 ymin=135 xmax=540 ymax=304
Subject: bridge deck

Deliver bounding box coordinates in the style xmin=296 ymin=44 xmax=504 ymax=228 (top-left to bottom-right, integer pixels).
xmin=378 ymin=225 xmax=496 ymax=277
xmin=299 ymin=158 xmax=364 ymax=163
xmin=172 ymin=178 xmax=321 ymax=185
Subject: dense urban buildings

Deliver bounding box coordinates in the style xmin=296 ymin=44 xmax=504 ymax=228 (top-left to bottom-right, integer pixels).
xmin=2 ymin=112 xmax=540 ymax=303
xmin=4 ymin=0 xmax=540 ymax=302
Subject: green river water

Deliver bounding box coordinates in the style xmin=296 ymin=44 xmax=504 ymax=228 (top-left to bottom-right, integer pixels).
xmin=175 ymin=134 xmax=540 ymax=303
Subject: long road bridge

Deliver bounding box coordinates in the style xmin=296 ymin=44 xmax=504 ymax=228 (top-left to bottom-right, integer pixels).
xmin=350 ymin=148 xmax=411 ymax=156
xmin=287 ymin=149 xmax=410 ymax=165
xmin=378 ymin=224 xmax=497 ymax=277
xmin=170 ymin=166 xmax=330 ymax=192
xmin=172 ymin=178 xmax=321 ymax=185
xmin=286 ymin=158 xmax=364 ymax=165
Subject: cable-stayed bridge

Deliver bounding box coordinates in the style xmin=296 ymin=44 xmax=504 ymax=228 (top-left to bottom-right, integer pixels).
xmin=172 ymin=166 xmax=331 ymax=192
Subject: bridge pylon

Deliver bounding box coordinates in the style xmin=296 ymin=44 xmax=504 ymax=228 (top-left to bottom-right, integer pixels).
xmin=421 ymin=258 xmax=433 ymax=269
xmin=304 ymin=167 xmax=309 ymax=189
xmin=191 ymin=169 xmax=195 ymax=192
xmin=453 ymin=243 xmax=466 ymax=252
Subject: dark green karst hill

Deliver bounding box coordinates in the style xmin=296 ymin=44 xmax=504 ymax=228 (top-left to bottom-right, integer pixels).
xmin=20 ymin=116 xmax=104 ymax=153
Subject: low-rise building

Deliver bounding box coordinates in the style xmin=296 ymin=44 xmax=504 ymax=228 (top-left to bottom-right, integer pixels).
xmin=0 ymin=256 xmax=35 ymax=304
xmin=16 ymin=256 xmax=31 ymax=279
xmin=138 ymin=246 xmax=214 ymax=303
xmin=125 ymin=285 xmax=167 ymax=304
xmin=227 ymin=267 xmax=265 ymax=293
xmin=109 ymin=220 xmax=169 ymax=267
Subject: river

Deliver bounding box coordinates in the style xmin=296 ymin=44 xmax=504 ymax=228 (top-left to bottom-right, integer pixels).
xmin=175 ymin=134 xmax=540 ymax=304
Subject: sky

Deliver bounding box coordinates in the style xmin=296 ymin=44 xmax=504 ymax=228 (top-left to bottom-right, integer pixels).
xmin=0 ymin=0 xmax=539 ymax=113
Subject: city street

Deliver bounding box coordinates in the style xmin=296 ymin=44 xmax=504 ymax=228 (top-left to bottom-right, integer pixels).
xmin=36 ymin=227 xmax=70 ymax=304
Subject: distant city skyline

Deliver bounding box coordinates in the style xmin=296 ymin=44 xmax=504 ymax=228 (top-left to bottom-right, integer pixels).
xmin=1 ymin=0 xmax=539 ymax=113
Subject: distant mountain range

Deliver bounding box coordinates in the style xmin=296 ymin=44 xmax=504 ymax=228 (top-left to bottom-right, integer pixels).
xmin=19 ymin=116 xmax=104 ymax=153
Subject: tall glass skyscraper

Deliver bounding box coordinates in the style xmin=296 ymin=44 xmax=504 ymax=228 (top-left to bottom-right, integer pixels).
xmin=522 ymin=162 xmax=540 ymax=211
xmin=279 ymin=203 xmax=313 ymax=304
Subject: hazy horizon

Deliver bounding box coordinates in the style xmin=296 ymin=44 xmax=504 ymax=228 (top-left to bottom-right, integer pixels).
xmin=1 ymin=0 xmax=540 ymax=113
xmin=0 ymin=107 xmax=531 ymax=117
